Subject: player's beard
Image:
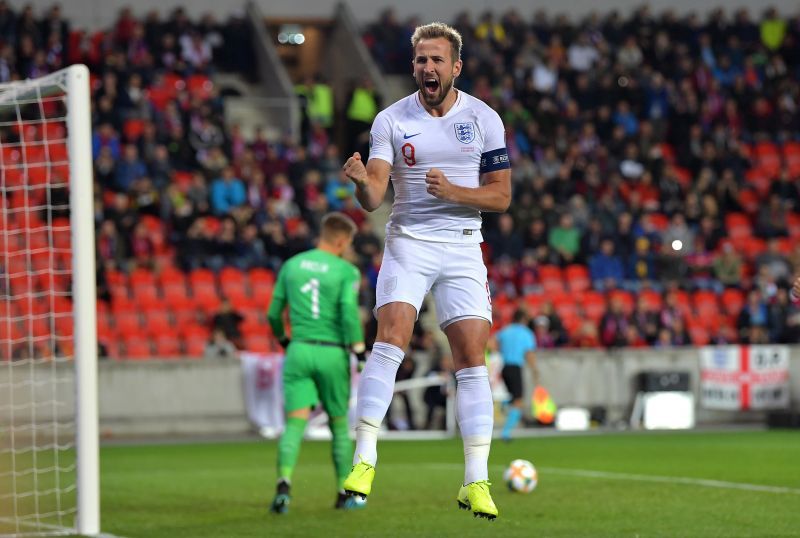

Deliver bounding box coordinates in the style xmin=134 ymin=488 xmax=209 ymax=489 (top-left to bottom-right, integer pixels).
xmin=417 ymin=74 xmax=454 ymax=108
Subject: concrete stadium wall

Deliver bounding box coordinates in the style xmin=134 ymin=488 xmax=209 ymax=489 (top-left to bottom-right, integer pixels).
xmin=3 ymin=347 xmax=799 ymax=437
xmin=14 ymin=0 xmax=800 ymax=32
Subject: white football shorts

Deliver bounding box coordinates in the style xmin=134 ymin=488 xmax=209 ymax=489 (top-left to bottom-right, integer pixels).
xmin=374 ymin=234 xmax=492 ymax=328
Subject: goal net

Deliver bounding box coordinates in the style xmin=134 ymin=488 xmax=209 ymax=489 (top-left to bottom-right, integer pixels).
xmin=0 ymin=66 xmax=98 ymax=537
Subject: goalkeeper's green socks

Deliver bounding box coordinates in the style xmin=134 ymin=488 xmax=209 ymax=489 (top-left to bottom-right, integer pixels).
xmin=329 ymin=416 xmax=353 ymax=490
xmin=277 ymin=417 xmax=308 ymax=481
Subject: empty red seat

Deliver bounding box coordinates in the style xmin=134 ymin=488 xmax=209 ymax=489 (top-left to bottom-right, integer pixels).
xmin=721 ymin=288 xmax=745 ymax=317
xmin=608 ymin=290 xmax=634 ymax=316
xmin=693 ymin=290 xmax=720 ymax=317
xmin=639 ymin=289 xmax=662 ymax=311
xmin=581 ymin=291 xmax=606 ymax=320
xmin=153 ymin=333 xmax=182 ymax=357
xmin=523 ymin=293 xmax=544 ymax=317
xmin=689 ymin=326 xmax=710 ymax=346
xmin=143 ymin=308 xmax=172 ymax=335
xmin=123 ymin=337 xmax=152 ymax=359
xmin=564 ymin=264 xmax=590 ymax=293
xmin=114 ymin=311 xmax=142 ymax=337
xmin=244 ymin=335 xmax=273 ymax=353
xmin=724 ymin=213 xmax=752 ymax=239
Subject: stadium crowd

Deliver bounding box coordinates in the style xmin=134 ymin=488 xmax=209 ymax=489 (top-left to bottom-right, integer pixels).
xmin=1 ymin=3 xmax=800 ymax=359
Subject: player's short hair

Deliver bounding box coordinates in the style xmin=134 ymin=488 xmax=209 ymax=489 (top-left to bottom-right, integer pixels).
xmin=320 ymin=212 xmax=357 ymax=241
xmin=411 ymin=22 xmax=462 ymax=62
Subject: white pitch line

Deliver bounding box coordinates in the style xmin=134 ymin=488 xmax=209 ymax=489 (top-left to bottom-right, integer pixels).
xmin=539 ymin=467 xmax=800 ymax=495
xmin=402 ymin=463 xmax=800 ymax=495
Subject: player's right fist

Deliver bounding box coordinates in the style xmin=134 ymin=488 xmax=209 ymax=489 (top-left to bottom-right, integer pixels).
xmin=343 ymin=152 xmax=368 ymax=187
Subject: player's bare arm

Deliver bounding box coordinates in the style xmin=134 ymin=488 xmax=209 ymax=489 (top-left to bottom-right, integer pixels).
xmin=425 ymin=168 xmax=511 ymax=212
xmin=343 ymin=152 xmax=391 ymax=212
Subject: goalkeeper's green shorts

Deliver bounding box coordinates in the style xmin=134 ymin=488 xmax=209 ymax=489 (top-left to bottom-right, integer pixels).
xmin=282 ymin=341 xmax=351 ymax=418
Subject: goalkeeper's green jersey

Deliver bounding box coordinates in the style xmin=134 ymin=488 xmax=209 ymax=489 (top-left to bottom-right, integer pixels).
xmin=267 ymin=249 xmax=363 ymax=346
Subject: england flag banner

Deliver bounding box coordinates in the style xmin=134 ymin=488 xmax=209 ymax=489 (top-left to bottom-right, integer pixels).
xmin=700 ymin=345 xmax=790 ymax=411
xmin=240 ymin=352 xmax=284 ymax=437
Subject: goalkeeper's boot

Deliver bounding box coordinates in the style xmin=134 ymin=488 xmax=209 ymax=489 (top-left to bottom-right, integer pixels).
xmin=335 ymin=491 xmax=367 ymax=510
xmin=343 ymin=456 xmax=375 ymax=500
xmin=457 ymin=480 xmax=498 ymax=520
xmin=269 ymin=479 xmax=291 ymax=514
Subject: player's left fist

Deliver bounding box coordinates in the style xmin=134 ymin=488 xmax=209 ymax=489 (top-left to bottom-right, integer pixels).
xmin=425 ymin=168 xmax=455 ymax=201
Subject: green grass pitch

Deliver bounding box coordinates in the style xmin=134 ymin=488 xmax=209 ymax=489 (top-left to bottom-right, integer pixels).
xmin=7 ymin=430 xmax=800 ymax=537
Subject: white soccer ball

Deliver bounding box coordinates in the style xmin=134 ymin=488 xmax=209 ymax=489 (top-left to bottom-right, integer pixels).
xmin=503 ymin=459 xmax=538 ymax=493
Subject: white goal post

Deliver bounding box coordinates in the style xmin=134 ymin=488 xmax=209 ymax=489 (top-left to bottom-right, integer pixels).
xmin=0 ymin=65 xmax=98 ymax=537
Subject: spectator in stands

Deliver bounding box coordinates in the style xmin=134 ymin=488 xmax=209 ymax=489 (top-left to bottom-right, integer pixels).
xmin=630 ymin=296 xmax=660 ymax=345
xmin=737 ymin=289 xmax=769 ymax=344
xmin=344 ymin=76 xmax=380 ymax=157
xmin=713 ymin=243 xmax=744 ymax=288
xmin=97 ymin=219 xmax=127 ymax=268
xmin=181 ymin=30 xmax=213 ymax=73
xmin=325 ymin=170 xmax=356 ymax=211
xmin=755 ymin=239 xmax=793 ymax=284
xmin=204 ymin=328 xmax=238 ymax=359
xmin=488 ymin=214 xmax=524 ymax=262
xmin=768 ymin=287 xmax=793 ymax=343
xmin=598 ymin=298 xmax=628 ymax=348
xmin=572 ymin=320 xmax=600 ymax=347
xmin=625 ymin=236 xmax=659 ymax=292
xmin=548 ymin=213 xmax=581 ymax=266
xmin=211 ymin=299 xmax=244 ymax=348
xmin=533 ymin=302 xmax=567 ymax=346
xmin=210 ymin=166 xmax=245 ymax=216
xmin=757 ymin=194 xmax=790 ymax=239
xmin=589 ymin=238 xmax=624 ymax=291
xmin=423 ymin=354 xmax=453 ymax=430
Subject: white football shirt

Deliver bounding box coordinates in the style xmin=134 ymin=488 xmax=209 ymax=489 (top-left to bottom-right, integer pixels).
xmin=368 ymin=90 xmax=508 ymax=243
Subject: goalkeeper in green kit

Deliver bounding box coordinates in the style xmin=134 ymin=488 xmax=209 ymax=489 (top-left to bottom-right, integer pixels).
xmin=267 ymin=212 xmax=367 ymax=513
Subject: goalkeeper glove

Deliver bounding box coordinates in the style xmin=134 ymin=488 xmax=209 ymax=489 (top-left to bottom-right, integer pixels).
xmin=353 ymin=343 xmax=368 ymax=372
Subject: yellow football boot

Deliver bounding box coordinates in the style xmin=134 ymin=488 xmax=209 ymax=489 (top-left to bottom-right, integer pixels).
xmin=343 ymin=457 xmax=375 ymax=500
xmin=456 ymin=480 xmax=498 ymax=520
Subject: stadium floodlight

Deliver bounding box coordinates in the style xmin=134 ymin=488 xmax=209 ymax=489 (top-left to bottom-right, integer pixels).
xmin=0 ymin=65 xmax=99 ymax=537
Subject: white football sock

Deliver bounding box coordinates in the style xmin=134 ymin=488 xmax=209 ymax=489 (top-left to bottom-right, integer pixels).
xmin=455 ymin=366 xmax=493 ymax=484
xmin=353 ymin=342 xmax=404 ymax=466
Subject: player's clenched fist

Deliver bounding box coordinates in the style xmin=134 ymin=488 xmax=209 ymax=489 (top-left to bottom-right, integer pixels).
xmin=343 ymin=152 xmax=368 ymax=187
xmin=425 ymin=168 xmax=456 ymax=201
xmin=792 ymin=275 xmax=800 ymax=303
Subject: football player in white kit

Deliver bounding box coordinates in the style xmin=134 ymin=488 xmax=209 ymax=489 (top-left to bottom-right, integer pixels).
xmin=341 ymin=22 xmax=511 ymax=520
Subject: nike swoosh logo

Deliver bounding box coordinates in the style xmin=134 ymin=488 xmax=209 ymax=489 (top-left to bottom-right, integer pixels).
xmin=403 ymin=132 xmax=421 ymax=139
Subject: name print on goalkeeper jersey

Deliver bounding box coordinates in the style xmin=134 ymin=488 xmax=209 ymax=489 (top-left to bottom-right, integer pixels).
xmin=268 ymin=249 xmax=363 ymax=346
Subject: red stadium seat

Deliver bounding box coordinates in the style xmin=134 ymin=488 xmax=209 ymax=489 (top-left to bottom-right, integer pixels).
xmin=608 ymin=290 xmax=634 ymax=316
xmin=689 ymin=326 xmax=710 ymax=346
xmin=244 ymin=335 xmax=273 ymax=353
xmin=564 ymin=264 xmax=590 ymax=293
xmin=693 ymin=290 xmax=720 ymax=318
xmin=523 ymin=293 xmax=544 ymax=317
xmin=114 ymin=311 xmax=142 ymax=337
xmin=639 ymin=289 xmax=662 ymax=311
xmin=551 ymin=292 xmax=579 ymax=319
xmin=721 ymin=288 xmax=745 ymax=317
xmin=581 ymin=291 xmax=606 ymax=321
xmin=153 ymin=333 xmax=182 ymax=358
xmin=185 ymin=337 xmax=207 ymax=357
xmin=787 ymin=213 xmax=800 ymax=237
xmin=142 ymin=308 xmax=173 ymax=335
xmin=539 ymin=265 xmax=564 ymax=294
xmin=724 ymin=213 xmax=752 ymax=239
xmin=123 ymin=337 xmax=152 ymax=359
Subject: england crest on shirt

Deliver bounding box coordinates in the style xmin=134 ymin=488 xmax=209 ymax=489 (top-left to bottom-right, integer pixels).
xmin=454 ymin=122 xmax=475 ymax=144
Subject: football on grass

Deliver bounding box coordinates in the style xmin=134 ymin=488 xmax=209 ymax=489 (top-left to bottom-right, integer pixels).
xmin=503 ymin=459 xmax=538 ymax=493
